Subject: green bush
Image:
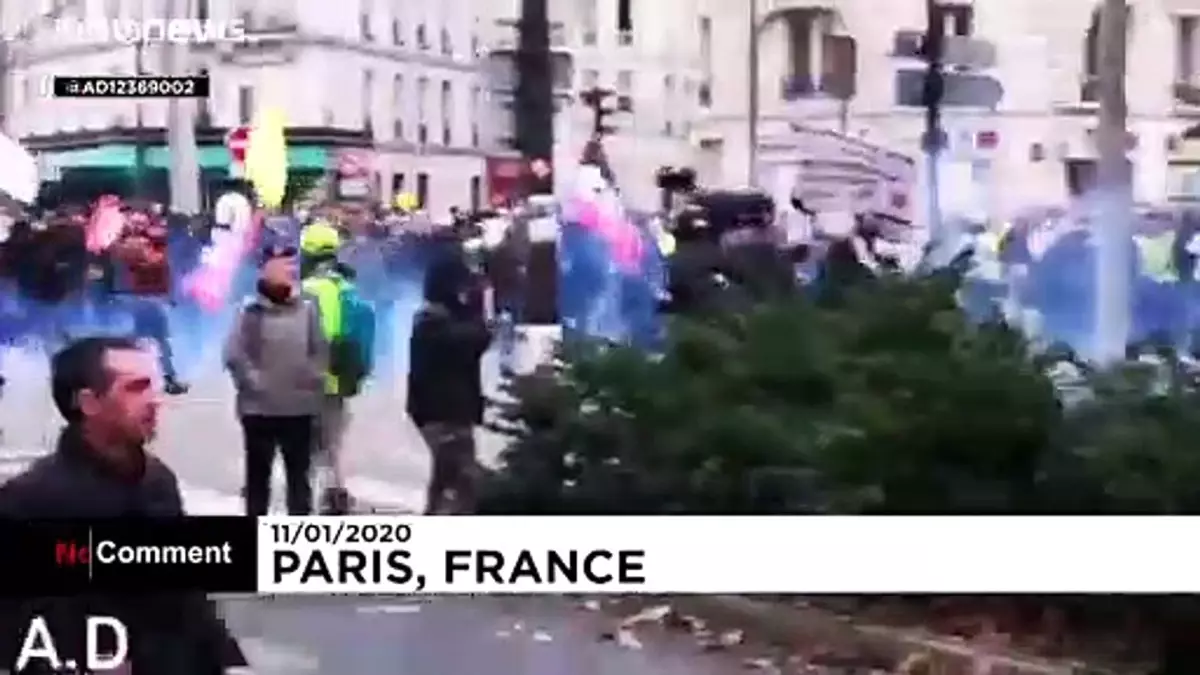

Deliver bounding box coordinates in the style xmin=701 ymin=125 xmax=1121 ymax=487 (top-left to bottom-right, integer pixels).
xmin=479 ymin=257 xmax=1200 ymax=671
xmin=482 ymin=261 xmax=1200 ymax=516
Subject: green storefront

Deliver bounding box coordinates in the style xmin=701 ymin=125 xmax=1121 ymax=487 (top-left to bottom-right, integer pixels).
xmin=37 ymin=143 xmax=328 ymax=208
xmin=24 ymin=126 xmax=373 ymax=209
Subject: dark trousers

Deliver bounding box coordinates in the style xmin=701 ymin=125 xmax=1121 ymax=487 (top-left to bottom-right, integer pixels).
xmin=128 ymin=296 xmax=178 ymax=380
xmin=241 ymin=415 xmax=315 ymax=515
xmin=419 ymin=423 xmax=478 ymax=514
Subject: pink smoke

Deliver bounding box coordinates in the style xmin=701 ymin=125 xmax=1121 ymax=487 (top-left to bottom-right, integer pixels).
xmin=570 ymin=196 xmax=643 ymax=273
xmin=185 ymin=205 xmax=262 ymax=310
xmin=85 ymin=195 xmax=124 ymax=253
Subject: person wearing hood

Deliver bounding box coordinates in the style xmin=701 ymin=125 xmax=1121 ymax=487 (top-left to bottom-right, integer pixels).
xmin=407 ymin=253 xmax=491 ymax=514
xmin=224 ymin=244 xmax=327 ymax=515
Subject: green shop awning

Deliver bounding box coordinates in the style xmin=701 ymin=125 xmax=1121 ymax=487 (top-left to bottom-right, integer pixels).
xmin=39 ymin=143 xmax=330 ymax=175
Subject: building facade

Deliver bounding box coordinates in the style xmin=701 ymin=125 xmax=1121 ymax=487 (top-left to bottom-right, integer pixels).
xmin=480 ymin=0 xmax=709 ymax=211
xmin=700 ymin=0 xmax=1200 ymax=219
xmin=2 ymin=0 xmax=491 ymax=216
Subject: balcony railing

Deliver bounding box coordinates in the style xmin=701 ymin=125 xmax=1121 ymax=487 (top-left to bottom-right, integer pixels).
xmin=1079 ymin=75 xmax=1099 ymax=103
xmin=780 ymin=74 xmax=818 ymax=100
xmin=1175 ymin=80 xmax=1200 ymax=107
xmin=779 ymin=74 xmax=850 ymax=101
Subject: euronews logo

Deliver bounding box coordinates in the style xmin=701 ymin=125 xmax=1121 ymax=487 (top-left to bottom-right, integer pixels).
xmin=48 ymin=18 xmax=249 ymax=45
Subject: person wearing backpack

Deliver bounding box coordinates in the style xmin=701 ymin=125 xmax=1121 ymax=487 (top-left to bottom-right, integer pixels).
xmin=224 ymin=244 xmax=327 ymax=515
xmin=299 ymin=221 xmax=376 ymax=514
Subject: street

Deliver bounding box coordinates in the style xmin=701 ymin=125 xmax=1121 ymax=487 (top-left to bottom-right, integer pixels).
xmin=0 ymin=343 xmax=746 ymax=675
xmin=220 ymin=595 xmax=752 ymax=675
xmin=0 ymin=337 xmax=512 ymax=514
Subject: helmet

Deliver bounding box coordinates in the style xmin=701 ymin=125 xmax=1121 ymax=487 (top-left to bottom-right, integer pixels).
xmin=300 ymin=220 xmax=342 ymax=256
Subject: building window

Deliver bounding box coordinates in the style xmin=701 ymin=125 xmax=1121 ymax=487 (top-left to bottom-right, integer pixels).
xmin=392 ymin=19 xmax=403 ymax=45
xmin=440 ymin=81 xmax=452 ymax=145
xmin=416 ymin=172 xmax=429 ymax=207
xmin=392 ymin=74 xmax=404 ymax=139
xmin=359 ymin=0 xmax=373 ymax=40
xmin=579 ymin=0 xmax=596 ymax=44
xmin=441 ymin=27 xmax=452 ymax=55
xmin=392 ymin=173 xmax=405 ymax=195
xmin=363 ymin=69 xmax=374 ymax=130
xmin=195 ymin=0 xmax=209 ymax=21
xmin=469 ymin=176 xmax=481 ymax=210
xmin=616 ymin=70 xmax=632 ymax=94
xmin=197 ymin=68 xmax=212 ymax=125
xmin=662 ymin=75 xmax=674 ymax=135
xmin=237 ymin=85 xmax=253 ymax=124
xmin=417 ymin=75 xmax=429 ymax=143
xmin=417 ymin=24 xmax=428 ymax=49
xmin=417 ymin=76 xmax=428 ymax=121
xmin=1084 ymin=4 xmax=1130 ymax=96
xmin=1179 ymin=15 xmax=1198 ymax=83
xmin=934 ymin=3 xmax=974 ymax=37
xmin=581 ymin=69 xmax=599 ymax=89
xmin=617 ymin=0 xmax=632 ymax=34
xmin=470 ymin=86 xmax=480 ymax=146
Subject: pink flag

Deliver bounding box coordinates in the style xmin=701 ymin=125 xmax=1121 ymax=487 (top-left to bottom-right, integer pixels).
xmin=86 ymin=195 xmax=124 ymax=253
xmin=571 ymin=196 xmax=642 ymax=273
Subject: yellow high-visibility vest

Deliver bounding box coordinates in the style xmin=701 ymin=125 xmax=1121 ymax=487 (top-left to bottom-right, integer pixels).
xmin=1134 ymin=232 xmax=1178 ymax=283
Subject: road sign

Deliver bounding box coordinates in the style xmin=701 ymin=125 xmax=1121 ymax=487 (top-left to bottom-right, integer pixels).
xmin=336 ymin=150 xmax=371 ymax=177
xmin=225 ymin=126 xmax=250 ymax=164
xmin=942 ymin=36 xmax=996 ymax=69
xmin=895 ymin=68 xmax=1003 ymax=108
xmin=890 ymin=30 xmax=995 ymax=68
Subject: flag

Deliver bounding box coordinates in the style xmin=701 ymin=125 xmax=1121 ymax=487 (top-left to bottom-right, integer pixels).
xmin=245 ymin=107 xmax=287 ymax=209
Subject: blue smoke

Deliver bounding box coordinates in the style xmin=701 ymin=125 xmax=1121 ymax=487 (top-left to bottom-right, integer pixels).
xmin=558 ymin=213 xmax=665 ymax=350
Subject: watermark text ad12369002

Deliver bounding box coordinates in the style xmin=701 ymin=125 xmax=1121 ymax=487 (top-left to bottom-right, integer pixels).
xmin=52 ymin=75 xmax=210 ymax=98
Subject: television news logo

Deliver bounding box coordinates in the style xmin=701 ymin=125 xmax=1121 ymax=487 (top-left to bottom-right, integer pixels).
xmin=12 ymin=616 xmax=128 ymax=673
xmin=45 ymin=18 xmax=247 ymax=45
xmin=56 ymin=539 xmax=90 ymax=567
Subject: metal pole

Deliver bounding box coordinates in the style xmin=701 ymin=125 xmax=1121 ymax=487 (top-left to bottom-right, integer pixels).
xmin=1093 ymin=0 xmax=1131 ymax=363
xmin=747 ymin=0 xmax=759 ymax=187
xmin=0 ymin=44 xmax=9 ymax=135
xmin=165 ymin=0 xmax=200 ymax=214
xmin=922 ymin=0 xmax=944 ymax=242
xmin=133 ymin=41 xmax=146 ymax=198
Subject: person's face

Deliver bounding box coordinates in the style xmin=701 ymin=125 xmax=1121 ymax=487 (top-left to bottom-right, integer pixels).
xmin=78 ymin=348 xmax=161 ymax=446
xmin=262 ymin=253 xmax=297 ymax=287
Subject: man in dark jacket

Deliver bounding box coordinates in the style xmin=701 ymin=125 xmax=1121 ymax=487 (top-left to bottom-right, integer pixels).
xmin=113 ymin=210 xmax=188 ymax=395
xmin=0 ymin=336 xmax=246 ymax=674
xmin=407 ymin=254 xmax=492 ymax=514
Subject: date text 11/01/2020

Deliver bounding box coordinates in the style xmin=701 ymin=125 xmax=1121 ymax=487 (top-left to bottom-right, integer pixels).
xmin=52 ymin=75 xmax=210 ymax=98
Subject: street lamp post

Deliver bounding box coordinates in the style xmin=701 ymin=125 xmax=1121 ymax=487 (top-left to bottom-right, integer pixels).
xmin=132 ymin=40 xmax=147 ymax=198
xmin=1093 ymin=0 xmax=1132 ymax=363
xmin=747 ymin=0 xmax=760 ymax=188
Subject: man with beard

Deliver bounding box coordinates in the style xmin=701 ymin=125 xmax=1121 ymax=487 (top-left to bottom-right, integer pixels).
xmin=112 ymin=208 xmax=188 ymax=395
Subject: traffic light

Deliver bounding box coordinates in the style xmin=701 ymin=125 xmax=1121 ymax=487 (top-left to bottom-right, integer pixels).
xmin=579 ymin=86 xmax=617 ymax=136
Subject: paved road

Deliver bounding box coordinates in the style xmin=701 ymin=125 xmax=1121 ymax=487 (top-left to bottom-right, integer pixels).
xmin=0 ymin=336 xmax=512 ymax=515
xmin=220 ymin=595 xmax=750 ymax=675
